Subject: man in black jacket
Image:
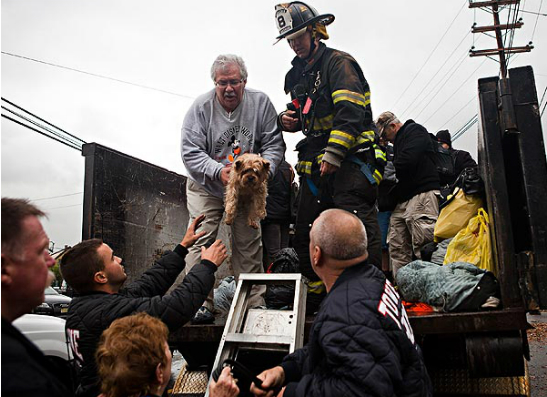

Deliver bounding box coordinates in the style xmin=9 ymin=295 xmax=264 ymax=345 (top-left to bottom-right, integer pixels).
xmin=250 ymin=209 xmax=432 ymax=397
xmin=376 ymin=111 xmax=440 ymax=277
xmin=1 ymin=198 xmax=72 ymax=397
xmin=60 ymin=214 xmax=228 ymax=397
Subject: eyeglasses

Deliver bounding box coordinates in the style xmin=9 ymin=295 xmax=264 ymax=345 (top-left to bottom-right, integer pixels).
xmin=215 ymin=79 xmax=243 ymax=87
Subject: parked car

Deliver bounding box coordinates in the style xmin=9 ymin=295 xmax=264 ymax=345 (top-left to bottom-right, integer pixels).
xmin=13 ymin=314 xmax=75 ymax=391
xmin=32 ymin=286 xmax=72 ymax=318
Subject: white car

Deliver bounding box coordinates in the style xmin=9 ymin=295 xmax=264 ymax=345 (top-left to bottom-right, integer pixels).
xmin=13 ymin=314 xmax=75 ymax=388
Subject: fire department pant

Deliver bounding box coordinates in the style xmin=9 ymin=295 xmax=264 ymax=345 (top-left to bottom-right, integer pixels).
xmin=388 ymin=190 xmax=440 ymax=277
xmin=293 ymin=160 xmax=382 ymax=283
xmin=185 ymin=180 xmax=265 ymax=311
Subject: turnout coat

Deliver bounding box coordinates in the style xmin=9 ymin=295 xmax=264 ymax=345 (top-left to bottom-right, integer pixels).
xmin=280 ymin=262 xmax=432 ymax=397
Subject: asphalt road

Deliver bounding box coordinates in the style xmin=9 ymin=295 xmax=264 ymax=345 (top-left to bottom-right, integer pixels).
xmin=528 ymin=311 xmax=547 ymax=397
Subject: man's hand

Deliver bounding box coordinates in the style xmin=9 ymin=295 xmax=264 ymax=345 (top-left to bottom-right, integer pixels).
xmin=250 ymin=366 xmax=285 ymax=397
xmin=221 ymin=164 xmax=232 ymax=186
xmin=201 ymin=240 xmax=228 ymax=267
xmin=320 ymin=160 xmax=339 ymax=176
xmin=280 ymin=110 xmax=300 ymax=132
xmin=209 ymin=366 xmax=239 ymax=397
xmin=181 ymin=214 xmax=206 ymax=248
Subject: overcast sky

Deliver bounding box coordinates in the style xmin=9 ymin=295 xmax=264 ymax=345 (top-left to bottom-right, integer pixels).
xmin=2 ymin=0 xmax=546 ymax=249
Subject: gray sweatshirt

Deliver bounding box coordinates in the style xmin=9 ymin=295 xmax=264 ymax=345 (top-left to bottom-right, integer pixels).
xmin=181 ymin=88 xmax=285 ymax=198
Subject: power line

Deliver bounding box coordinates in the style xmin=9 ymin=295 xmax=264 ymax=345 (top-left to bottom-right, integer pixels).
xmin=42 ymin=203 xmax=82 ymax=211
xmin=1 ymin=51 xmax=195 ymax=100
xmin=1 ymin=114 xmax=82 ymax=151
xmin=435 ymin=94 xmax=476 ymax=131
xmin=1 ymin=98 xmax=86 ymax=151
xmin=539 ymin=85 xmax=547 ymax=108
xmin=390 ymin=0 xmax=468 ymax=110
xmin=519 ymin=8 xmax=547 ymax=16
xmin=1 ymin=106 xmax=83 ymax=149
xmin=453 ymin=114 xmax=479 ymax=142
xmin=401 ymin=29 xmax=473 ymax=119
xmin=2 ymin=97 xmax=85 ymax=145
xmin=531 ymin=0 xmax=545 ymax=41
xmin=31 ymin=192 xmax=83 ymax=201
xmin=422 ymin=57 xmax=488 ymax=124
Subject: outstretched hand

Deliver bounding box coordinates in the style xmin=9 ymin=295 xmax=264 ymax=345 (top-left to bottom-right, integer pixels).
xmin=201 ymin=240 xmax=228 ymax=267
xmin=181 ymin=214 xmax=206 ymax=248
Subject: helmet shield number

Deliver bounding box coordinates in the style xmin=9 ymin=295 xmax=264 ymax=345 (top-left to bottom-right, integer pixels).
xmin=275 ymin=5 xmax=293 ymax=36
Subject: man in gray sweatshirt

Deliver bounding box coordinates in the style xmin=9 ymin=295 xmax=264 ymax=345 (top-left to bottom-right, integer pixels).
xmin=181 ymin=54 xmax=285 ymax=323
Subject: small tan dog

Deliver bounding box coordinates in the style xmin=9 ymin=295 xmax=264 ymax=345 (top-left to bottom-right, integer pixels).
xmin=225 ymin=153 xmax=270 ymax=229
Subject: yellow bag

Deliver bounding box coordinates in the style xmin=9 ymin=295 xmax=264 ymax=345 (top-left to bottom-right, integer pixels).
xmin=434 ymin=188 xmax=483 ymax=242
xmin=444 ymin=208 xmax=494 ymax=275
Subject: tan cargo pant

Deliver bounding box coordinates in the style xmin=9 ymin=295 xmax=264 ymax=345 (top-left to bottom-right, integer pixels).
xmin=388 ymin=190 xmax=439 ymax=277
xmin=185 ymin=180 xmax=265 ymax=311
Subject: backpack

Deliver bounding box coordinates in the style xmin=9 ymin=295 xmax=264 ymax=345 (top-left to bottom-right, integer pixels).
xmin=434 ymin=140 xmax=458 ymax=179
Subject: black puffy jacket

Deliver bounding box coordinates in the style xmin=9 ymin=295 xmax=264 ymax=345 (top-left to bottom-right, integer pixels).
xmin=66 ymin=245 xmax=216 ymax=397
xmin=280 ymin=263 xmax=432 ymax=397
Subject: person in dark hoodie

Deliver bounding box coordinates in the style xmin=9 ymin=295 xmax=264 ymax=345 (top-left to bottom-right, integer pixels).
xmin=250 ymin=209 xmax=432 ymax=397
xmin=436 ymin=129 xmax=478 ymax=189
xmin=375 ymin=111 xmax=440 ymax=277
xmin=60 ymin=215 xmax=228 ymax=397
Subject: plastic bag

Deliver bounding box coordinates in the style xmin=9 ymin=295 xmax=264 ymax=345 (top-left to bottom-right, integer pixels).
xmin=434 ymin=188 xmax=483 ymax=242
xmin=444 ymin=208 xmax=494 ymax=275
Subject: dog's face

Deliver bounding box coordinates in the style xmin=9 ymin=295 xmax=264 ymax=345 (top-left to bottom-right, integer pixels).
xmin=232 ymin=154 xmax=270 ymax=188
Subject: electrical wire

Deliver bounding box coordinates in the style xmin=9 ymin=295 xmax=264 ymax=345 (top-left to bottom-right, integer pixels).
xmin=531 ymin=0 xmax=545 ymax=42
xmin=2 ymin=97 xmax=85 ymax=145
xmin=42 ymin=203 xmax=82 ymax=211
xmin=400 ymin=29 xmax=472 ymax=119
xmin=31 ymin=192 xmax=83 ymax=201
xmin=422 ymin=58 xmax=487 ymax=125
xmin=1 ymin=114 xmax=82 ymax=151
xmin=435 ymin=95 xmax=476 ymax=132
xmin=453 ymin=114 xmax=479 ymax=142
xmin=390 ymin=0 xmax=468 ymax=110
xmin=1 ymin=51 xmax=195 ymax=100
xmin=2 ymin=97 xmax=86 ymax=150
xmin=539 ymin=85 xmax=547 ymax=108
xmin=2 ymin=106 xmax=83 ymax=148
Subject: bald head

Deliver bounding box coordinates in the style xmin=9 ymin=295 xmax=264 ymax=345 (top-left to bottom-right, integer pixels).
xmin=310 ymin=209 xmax=368 ymax=262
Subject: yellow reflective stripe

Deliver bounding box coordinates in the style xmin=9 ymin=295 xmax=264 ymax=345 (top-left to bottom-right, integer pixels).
xmin=312 ymin=114 xmax=335 ymax=131
xmin=308 ymin=280 xmax=326 ymax=294
xmin=373 ymin=169 xmax=383 ymax=184
xmin=375 ymin=148 xmax=386 ymax=162
xmin=353 ymin=130 xmax=376 ymax=148
xmin=332 ymin=90 xmax=371 ymax=108
xmin=316 ymin=153 xmax=324 ymax=163
xmin=329 ymin=130 xmax=355 ymax=149
xmin=296 ymin=161 xmax=312 ymax=176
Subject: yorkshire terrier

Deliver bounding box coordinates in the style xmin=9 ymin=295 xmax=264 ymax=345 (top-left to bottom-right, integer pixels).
xmin=224 ymin=153 xmax=270 ymax=229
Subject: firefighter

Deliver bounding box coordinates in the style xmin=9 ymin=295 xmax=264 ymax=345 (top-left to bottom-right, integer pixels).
xmin=274 ymin=1 xmax=385 ymax=309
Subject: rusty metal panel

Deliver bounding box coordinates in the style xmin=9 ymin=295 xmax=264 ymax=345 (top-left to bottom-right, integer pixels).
xmin=81 ymin=143 xmax=188 ymax=284
xmin=477 ymin=76 xmax=523 ymax=309
xmin=508 ymin=66 xmax=547 ymax=310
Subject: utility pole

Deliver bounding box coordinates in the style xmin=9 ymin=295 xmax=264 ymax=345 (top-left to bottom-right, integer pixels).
xmin=469 ymin=0 xmax=533 ymax=133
